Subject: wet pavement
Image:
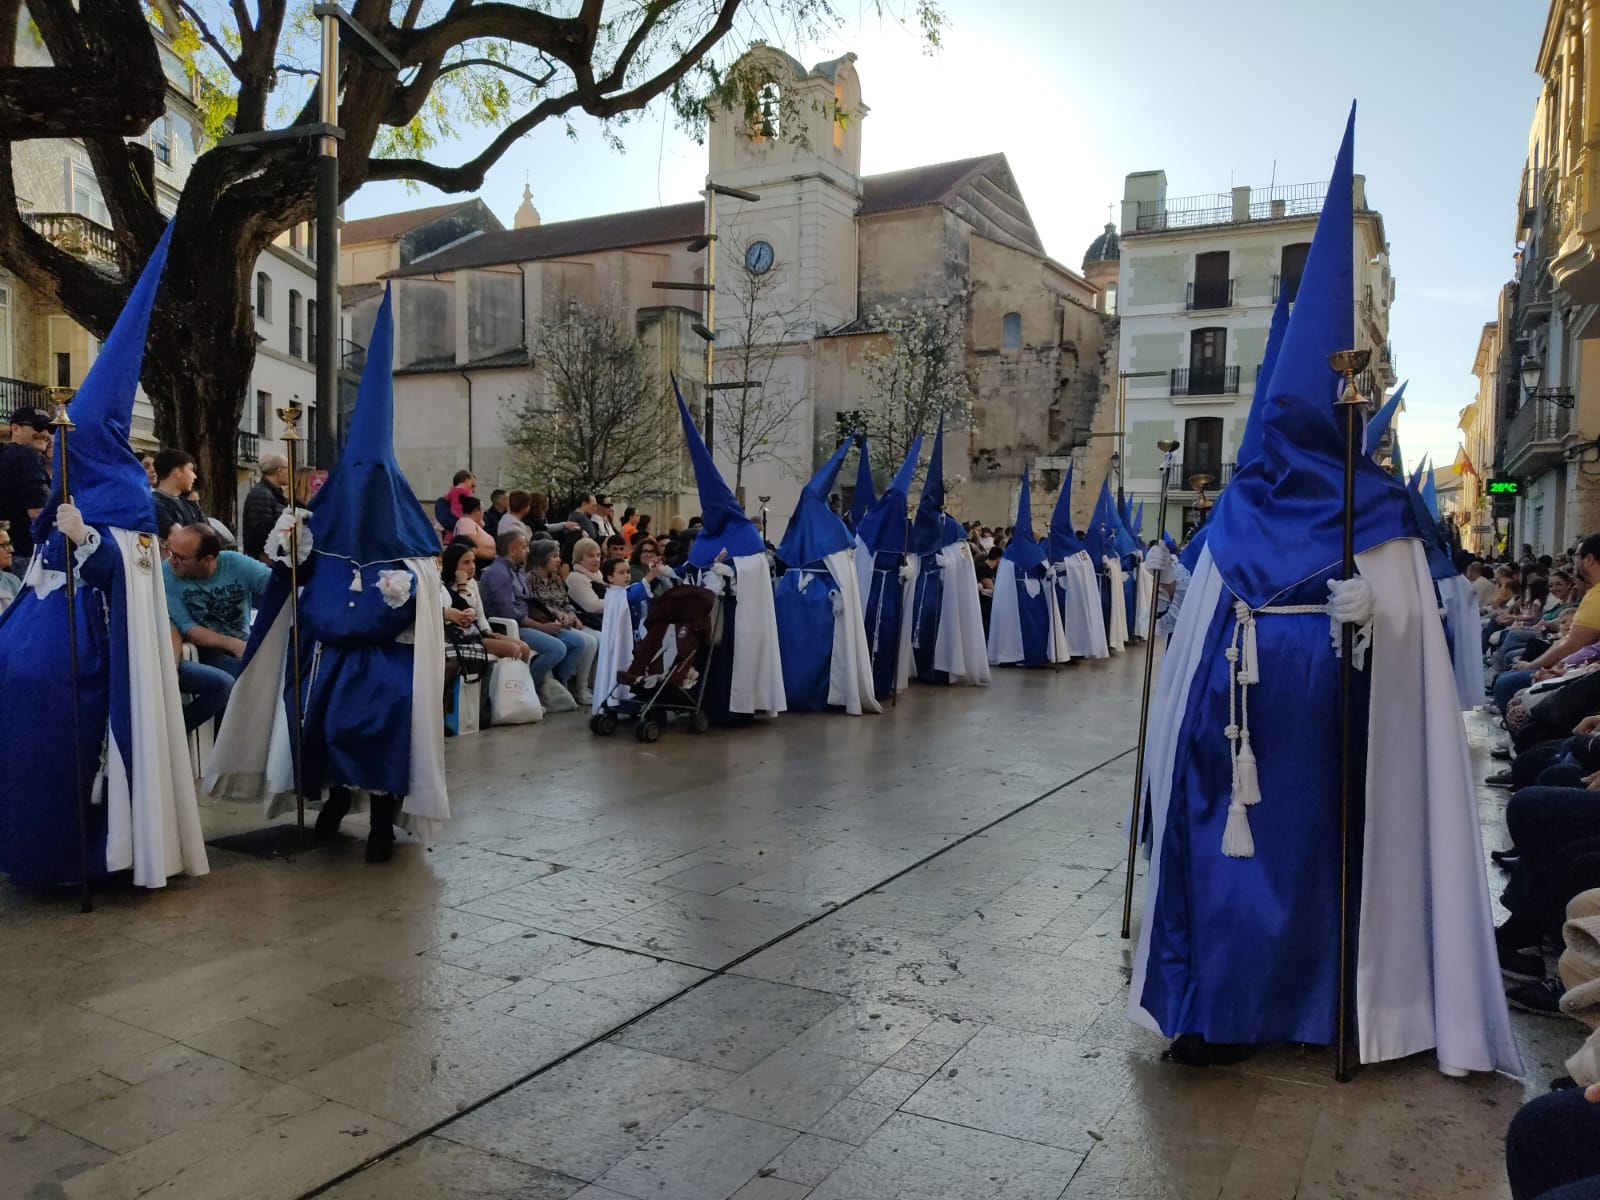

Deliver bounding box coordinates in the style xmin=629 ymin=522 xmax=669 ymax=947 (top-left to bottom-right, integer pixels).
xmin=0 ymin=647 xmax=1563 ymax=1199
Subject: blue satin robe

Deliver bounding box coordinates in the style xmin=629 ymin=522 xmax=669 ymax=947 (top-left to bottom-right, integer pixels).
xmin=775 ymin=566 xmax=838 ymax=712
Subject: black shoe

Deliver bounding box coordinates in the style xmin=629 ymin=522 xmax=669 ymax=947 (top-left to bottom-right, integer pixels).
xmin=1507 ymin=977 xmax=1566 ymax=1016
xmin=1491 ymin=847 xmax=1522 ymax=864
xmin=1486 ymin=771 xmax=1514 ymax=788
xmin=366 ymin=794 xmax=398 ymax=863
xmin=1551 ymin=1074 xmax=1578 ymax=1091
xmin=1161 ymin=1034 xmax=1257 ymax=1068
xmin=1500 ymin=944 xmax=1546 ymax=982
xmin=1491 ymin=746 xmax=1513 ymax=761
xmin=314 ymin=787 xmax=352 ymax=839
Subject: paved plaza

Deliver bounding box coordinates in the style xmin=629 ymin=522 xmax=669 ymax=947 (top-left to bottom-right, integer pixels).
xmin=0 ymin=650 xmax=1562 ymax=1200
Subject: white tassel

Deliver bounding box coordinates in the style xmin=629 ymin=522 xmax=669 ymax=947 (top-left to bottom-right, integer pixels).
xmin=349 ymin=568 xmax=363 ymax=592
xmin=1241 ymin=615 xmax=1259 ymax=685
xmin=1222 ymin=801 xmax=1256 ymax=858
xmin=1234 ymin=738 xmax=1260 ymax=807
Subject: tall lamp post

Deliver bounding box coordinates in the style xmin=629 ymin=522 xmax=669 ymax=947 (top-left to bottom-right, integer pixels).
xmin=219 ymin=5 xmax=399 ymax=469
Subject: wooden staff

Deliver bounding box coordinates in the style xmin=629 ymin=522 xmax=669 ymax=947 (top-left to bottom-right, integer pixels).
xmin=48 ymin=389 xmax=92 ymax=912
xmin=278 ymin=403 xmax=308 ymax=846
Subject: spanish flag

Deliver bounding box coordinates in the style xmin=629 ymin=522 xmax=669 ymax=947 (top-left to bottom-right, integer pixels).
xmin=1453 ymin=448 xmax=1477 ymax=477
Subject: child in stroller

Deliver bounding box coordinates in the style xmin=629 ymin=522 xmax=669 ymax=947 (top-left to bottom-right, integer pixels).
xmin=590 ymin=580 xmax=720 ymax=742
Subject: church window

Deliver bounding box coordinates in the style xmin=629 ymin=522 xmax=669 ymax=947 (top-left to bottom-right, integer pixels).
xmin=1002 ymin=312 xmax=1022 ymax=348
xmin=1103 ymin=284 xmax=1118 ymax=316
xmin=751 ymin=84 xmax=780 ymax=142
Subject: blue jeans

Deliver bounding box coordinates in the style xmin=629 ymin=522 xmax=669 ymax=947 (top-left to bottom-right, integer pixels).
xmin=1496 ymin=668 xmax=1536 ymax=711
xmin=198 ymin=646 xmax=245 ymax=679
xmin=553 ymin=627 xmax=596 ymax=685
xmin=1507 ymin=1087 xmax=1600 ymax=1200
xmin=178 ymin=661 xmax=235 ymax=732
xmin=516 ymin=626 xmax=570 ymax=684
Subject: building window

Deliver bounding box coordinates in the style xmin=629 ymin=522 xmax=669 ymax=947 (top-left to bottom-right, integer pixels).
xmin=1103 ymin=284 xmax=1118 ymax=317
xmin=1183 ymin=416 xmax=1224 ymax=484
xmin=256 ymin=272 xmax=272 ymax=320
xmin=1280 ymin=242 xmax=1311 ymax=302
xmin=256 ymin=390 xmax=271 ymax=436
xmin=307 ymin=220 xmax=317 ymax=260
xmin=66 ymin=161 xmax=109 ymax=226
xmin=289 ymin=223 xmax=301 ymax=251
xmin=1002 ymin=312 xmax=1021 ymax=348
xmin=288 ymin=290 xmax=303 ymax=358
xmin=0 ymin=283 xmax=11 ymax=379
xmin=55 ymin=351 xmax=71 ymax=388
xmin=1190 ymin=251 xmax=1231 ymax=310
xmin=148 ymin=116 xmax=172 ymax=166
xmin=307 ymin=299 xmax=318 ymax=364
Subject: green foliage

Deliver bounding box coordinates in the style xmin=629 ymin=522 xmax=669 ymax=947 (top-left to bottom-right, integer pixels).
xmin=856 ymin=298 xmax=973 ymax=482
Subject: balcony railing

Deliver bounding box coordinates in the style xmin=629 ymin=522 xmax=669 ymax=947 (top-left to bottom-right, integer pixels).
xmin=1181 ymin=460 xmax=1235 ymax=488
xmin=1186 ymin=279 xmax=1234 ymax=310
xmin=1133 ymin=181 xmax=1327 ymax=232
xmin=0 ymin=376 xmax=49 ymax=422
xmin=1170 ymin=365 xmax=1241 ymax=397
xmin=342 ymin=339 xmax=367 ymax=372
xmin=237 ymin=430 xmax=260 ymax=463
xmin=23 ymin=212 xmax=118 ymax=266
xmin=1504 ymin=398 xmax=1571 ymax=472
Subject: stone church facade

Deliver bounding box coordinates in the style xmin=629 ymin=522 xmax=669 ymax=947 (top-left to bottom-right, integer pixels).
xmin=380 ymin=47 xmax=1114 ymax=532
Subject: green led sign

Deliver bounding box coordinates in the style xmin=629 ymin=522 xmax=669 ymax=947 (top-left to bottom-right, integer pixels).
xmin=1486 ymin=478 xmax=1521 ymax=496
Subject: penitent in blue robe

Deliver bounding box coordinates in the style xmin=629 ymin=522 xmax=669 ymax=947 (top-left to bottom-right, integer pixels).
xmin=0 ymin=530 xmax=123 ymax=885
xmin=774 ymin=566 xmax=840 ymax=712
xmin=1139 ymin=570 xmax=1370 ymax=1044
xmin=1011 ymin=563 xmax=1054 ymax=667
xmin=860 ymin=550 xmax=905 ymax=701
xmin=908 ymin=552 xmax=948 ymax=685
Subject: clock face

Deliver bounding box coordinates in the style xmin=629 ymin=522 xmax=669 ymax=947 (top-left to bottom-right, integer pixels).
xmin=745 ymin=240 xmax=775 ymax=275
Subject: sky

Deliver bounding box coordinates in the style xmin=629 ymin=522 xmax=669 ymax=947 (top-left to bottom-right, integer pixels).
xmin=346 ymin=0 xmax=1546 ymax=472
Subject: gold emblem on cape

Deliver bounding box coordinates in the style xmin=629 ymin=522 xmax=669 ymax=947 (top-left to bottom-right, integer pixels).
xmin=135 ymin=533 xmax=154 ymax=573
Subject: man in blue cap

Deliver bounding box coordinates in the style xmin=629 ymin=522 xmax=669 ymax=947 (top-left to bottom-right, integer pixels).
xmin=0 ymin=225 xmax=209 ymax=889
xmin=207 ymin=285 xmax=448 ymax=861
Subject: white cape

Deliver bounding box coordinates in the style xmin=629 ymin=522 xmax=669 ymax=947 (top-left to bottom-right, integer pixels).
xmin=204 ymin=556 xmax=450 ymax=842
xmin=100 ymin=529 xmax=209 ymax=886
xmin=821 ymin=547 xmax=881 ymax=715
xmin=1055 ymin=553 xmax=1109 ymax=660
xmin=933 ymin=541 xmax=990 ymax=686
xmin=1102 ymin=557 xmax=1129 ymax=652
xmin=1129 ymin=540 xmax=1520 ymax=1075
xmin=1439 ymin=574 xmax=1486 ymax=710
xmin=592 ymin=586 xmax=637 ymax=714
xmin=987 ymin=559 xmax=1068 ymax=666
xmin=726 ymin=553 xmax=786 ymax=717
xmin=1132 ymin=556 xmax=1155 ymax=640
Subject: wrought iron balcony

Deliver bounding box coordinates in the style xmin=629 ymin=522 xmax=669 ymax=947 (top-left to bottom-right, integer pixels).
xmin=341 ymin=339 xmax=366 ymax=372
xmin=0 ymin=376 xmax=49 ymax=422
xmin=1170 ymin=365 xmax=1241 ymax=397
xmin=23 ymin=212 xmax=118 ymax=266
xmin=237 ymin=430 xmax=260 ymax=463
xmin=1132 ymin=181 xmax=1326 ymax=232
xmin=1503 ymin=397 xmax=1571 ymax=476
xmin=1185 ymin=279 xmax=1234 ymax=310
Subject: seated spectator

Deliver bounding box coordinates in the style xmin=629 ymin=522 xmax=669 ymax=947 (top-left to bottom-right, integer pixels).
xmin=163 ymin=522 xmax=271 ymax=677
xmin=527 ymin=538 xmax=600 ymax=705
xmin=170 ymin=624 xmax=235 ymax=732
xmin=602 ymin=532 xmax=628 ymax=563
xmin=567 ymin=537 xmax=607 ymax=628
xmin=0 ymin=521 xmax=20 ymax=612
xmin=441 ymin=542 xmax=530 ymax=664
xmin=1494 ymin=571 xmax=1577 ymax=676
xmin=151 ymin=449 xmax=206 ymax=540
xmin=453 ymin=496 xmax=497 ymax=562
xmin=1468 ymin=560 xmax=1496 ymax=609
xmin=1495 ymin=536 xmax=1600 ymax=712
xmin=240 ymin=453 xmax=289 ymax=562
xmin=484 ymin=488 xmax=509 ymax=537
xmin=1506 ymin=1083 xmax=1600 ymax=1200
xmin=479 ymin=531 xmax=572 ymax=690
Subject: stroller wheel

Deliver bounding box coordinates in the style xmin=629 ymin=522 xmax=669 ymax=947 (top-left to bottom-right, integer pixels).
xmin=688 ymin=710 xmax=711 ymax=735
xmin=589 ymin=712 xmax=618 ymax=737
xmin=635 ymin=719 xmax=663 ymax=744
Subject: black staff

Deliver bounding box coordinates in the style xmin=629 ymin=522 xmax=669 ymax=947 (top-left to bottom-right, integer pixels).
xmin=278 ymin=403 xmax=309 ymax=846
xmin=1121 ymin=438 xmax=1180 ymax=939
xmin=48 ymin=391 xmax=92 ymax=912
xmin=1328 ymin=348 xmax=1371 ymax=1082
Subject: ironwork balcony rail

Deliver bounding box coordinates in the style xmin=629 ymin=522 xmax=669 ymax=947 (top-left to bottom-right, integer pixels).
xmin=341 ymin=339 xmax=366 ymax=372
xmin=1134 ymin=182 xmax=1327 ymax=232
xmin=0 ymin=376 xmax=49 ymax=422
xmin=23 ymin=212 xmax=118 ymax=265
xmin=237 ymin=430 xmax=260 ymax=463
xmin=1170 ymin=365 xmax=1241 ymax=396
xmin=1505 ymin=397 xmax=1571 ymax=459
xmin=1186 ymin=279 xmax=1234 ymax=310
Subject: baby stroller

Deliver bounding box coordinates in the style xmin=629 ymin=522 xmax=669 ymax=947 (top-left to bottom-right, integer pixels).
xmin=590 ymin=585 xmax=722 ymax=742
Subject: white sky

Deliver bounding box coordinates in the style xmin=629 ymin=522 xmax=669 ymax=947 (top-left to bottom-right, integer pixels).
xmin=347 ymin=0 xmax=1546 ymax=473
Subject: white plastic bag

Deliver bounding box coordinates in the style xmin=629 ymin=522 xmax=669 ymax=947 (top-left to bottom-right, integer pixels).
xmin=488 ymin=656 xmax=544 ymax=725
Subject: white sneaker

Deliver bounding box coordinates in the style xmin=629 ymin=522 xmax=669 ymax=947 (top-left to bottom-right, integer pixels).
xmin=538 ymin=677 xmax=578 ymax=713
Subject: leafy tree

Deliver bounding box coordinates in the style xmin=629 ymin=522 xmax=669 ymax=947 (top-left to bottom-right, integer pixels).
xmin=0 ymin=0 xmax=944 ymax=520
xmin=713 ymin=223 xmax=818 ymax=496
xmin=855 ymin=296 xmax=972 ymax=479
xmin=504 ymin=302 xmax=676 ymax=501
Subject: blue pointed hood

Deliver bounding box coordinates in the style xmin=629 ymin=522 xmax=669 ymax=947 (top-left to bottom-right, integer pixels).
xmin=856 ymin=435 xmax=922 ymax=554
xmin=1421 ymin=463 xmax=1442 ymax=522
xmin=776 ymin=439 xmax=852 ymax=567
xmin=1233 ymin=275 xmax=1294 ymax=472
xmin=1389 ymin=431 xmax=1406 ymax=478
xmin=1363 ymin=381 xmax=1407 ymax=458
xmin=1163 ymin=530 xmax=1178 ymax=551
xmin=1133 ymin=499 xmax=1146 ymax=540
xmin=1083 ymin=479 xmax=1123 ymax=564
xmin=848 ymin=434 xmax=875 ymax=530
xmin=1199 ymin=105 xmax=1419 ymax=608
xmin=1047 ymin=464 xmax=1086 ymax=559
xmin=672 ymin=377 xmax=764 ymax=567
xmin=1001 ymin=468 xmax=1047 ymax=573
xmin=1405 ymin=459 xmax=1454 ymax=579
xmin=911 ymin=417 xmax=963 ymax=554
xmin=306 ymin=285 xmax=438 ymax=562
xmin=36 ymin=223 xmax=174 ymax=540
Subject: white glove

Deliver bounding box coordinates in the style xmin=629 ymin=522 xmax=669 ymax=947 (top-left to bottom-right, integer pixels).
xmin=266 ymin=507 xmax=313 ymax=566
xmin=1326 ymin=575 xmax=1376 ymax=627
xmin=1146 ymin=543 xmax=1172 ymax=574
xmin=55 ymin=501 xmax=88 ymax=547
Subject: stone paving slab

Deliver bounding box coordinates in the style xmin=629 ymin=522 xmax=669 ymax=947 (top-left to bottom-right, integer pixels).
xmin=0 ymin=653 xmax=1556 ymax=1199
